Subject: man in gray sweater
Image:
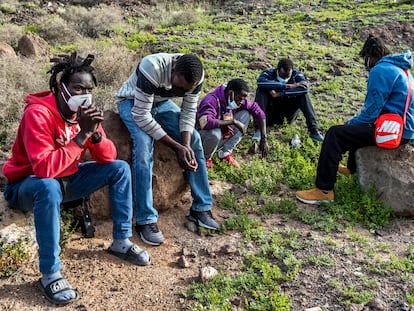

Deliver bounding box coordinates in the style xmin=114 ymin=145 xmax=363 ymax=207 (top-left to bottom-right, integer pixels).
xmin=116 ymin=53 xmax=219 ymax=246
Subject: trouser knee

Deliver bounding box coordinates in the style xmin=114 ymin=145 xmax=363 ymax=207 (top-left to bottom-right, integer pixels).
xmin=37 ymin=178 xmax=63 ymax=205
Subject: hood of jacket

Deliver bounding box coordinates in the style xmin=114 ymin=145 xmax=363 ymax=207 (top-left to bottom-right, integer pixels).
xmin=377 ymin=50 xmax=412 ymax=70
xmin=24 ymin=90 xmax=62 ymax=119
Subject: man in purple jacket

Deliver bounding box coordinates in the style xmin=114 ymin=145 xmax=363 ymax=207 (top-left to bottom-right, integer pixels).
xmin=196 ymin=78 xmax=268 ymax=169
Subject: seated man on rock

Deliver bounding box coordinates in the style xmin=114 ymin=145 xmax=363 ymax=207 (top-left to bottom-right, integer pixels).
xmin=116 ymin=53 xmax=220 ymax=247
xmin=296 ymin=35 xmax=414 ymax=205
xmin=2 ymin=52 xmax=149 ymax=306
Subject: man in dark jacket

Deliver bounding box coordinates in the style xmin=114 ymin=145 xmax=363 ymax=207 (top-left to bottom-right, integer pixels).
xmin=253 ymin=58 xmax=324 ymax=143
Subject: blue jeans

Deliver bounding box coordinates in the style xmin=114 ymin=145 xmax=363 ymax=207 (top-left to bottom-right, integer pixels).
xmin=199 ymin=110 xmax=251 ymax=159
xmin=117 ymin=99 xmax=213 ymax=225
xmin=4 ymin=160 xmax=133 ymax=274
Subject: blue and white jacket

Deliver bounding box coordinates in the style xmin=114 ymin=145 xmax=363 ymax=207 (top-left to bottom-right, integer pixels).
xmin=256 ymin=68 xmax=309 ymax=97
xmin=348 ymin=50 xmax=414 ymax=139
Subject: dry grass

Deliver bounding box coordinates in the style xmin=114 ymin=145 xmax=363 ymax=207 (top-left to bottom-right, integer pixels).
xmin=59 ymin=4 xmax=124 ymax=39
xmin=74 ymin=39 xmax=140 ymax=110
xmin=36 ymin=15 xmax=80 ymax=45
xmin=0 ymin=23 xmax=24 ymax=48
xmin=0 ymin=55 xmax=47 ymax=149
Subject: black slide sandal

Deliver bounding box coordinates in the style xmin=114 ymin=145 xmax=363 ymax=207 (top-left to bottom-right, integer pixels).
xmin=108 ymin=244 xmax=150 ymax=266
xmin=37 ymin=277 xmax=80 ymax=305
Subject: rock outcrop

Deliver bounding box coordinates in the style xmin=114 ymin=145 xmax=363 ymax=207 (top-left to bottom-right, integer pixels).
xmin=356 ymin=144 xmax=414 ymax=216
xmin=89 ymin=110 xmax=189 ymax=218
xmin=0 ymin=42 xmax=16 ymax=57
xmin=17 ymin=33 xmax=49 ymax=57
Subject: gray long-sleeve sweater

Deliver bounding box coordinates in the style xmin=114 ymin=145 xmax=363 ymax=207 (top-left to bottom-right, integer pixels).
xmin=116 ymin=53 xmax=204 ymax=140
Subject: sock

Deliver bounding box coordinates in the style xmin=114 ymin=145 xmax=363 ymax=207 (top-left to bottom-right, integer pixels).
xmin=218 ymin=151 xmax=230 ymax=159
xmin=109 ymin=238 xmax=133 ymax=253
xmin=41 ymin=271 xmax=77 ymax=302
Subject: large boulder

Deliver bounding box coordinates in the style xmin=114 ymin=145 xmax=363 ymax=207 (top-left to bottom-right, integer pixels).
xmin=17 ymin=33 xmax=49 ymax=57
xmin=0 ymin=42 xmax=16 ymax=57
xmin=356 ymin=144 xmax=414 ymax=216
xmin=0 ymin=194 xmax=36 ymax=252
xmin=87 ymin=110 xmax=189 ymax=219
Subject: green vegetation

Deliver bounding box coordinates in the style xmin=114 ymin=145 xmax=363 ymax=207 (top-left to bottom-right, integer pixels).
xmin=0 ymin=238 xmax=30 ymax=278
xmin=0 ymin=0 xmax=413 ymax=310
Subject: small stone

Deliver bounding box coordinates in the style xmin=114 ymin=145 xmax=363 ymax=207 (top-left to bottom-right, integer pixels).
xmin=219 ymin=244 xmax=238 ymax=254
xmin=367 ymin=297 xmax=387 ymax=311
xmin=177 ymin=255 xmax=190 ymax=268
xmin=199 ymin=266 xmax=218 ymax=283
xmin=184 ymin=221 xmax=198 ymax=232
xmin=347 ymin=303 xmax=364 ymax=311
xmin=256 ymin=195 xmax=265 ymax=205
xmin=182 ymin=247 xmax=190 ymax=256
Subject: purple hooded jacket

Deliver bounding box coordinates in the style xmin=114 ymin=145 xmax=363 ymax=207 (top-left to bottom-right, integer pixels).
xmin=196 ymin=84 xmax=266 ymax=130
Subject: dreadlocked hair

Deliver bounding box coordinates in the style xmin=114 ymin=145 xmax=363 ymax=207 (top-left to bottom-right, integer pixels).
xmin=48 ymin=51 xmax=97 ymax=94
xmin=174 ymin=54 xmax=203 ymax=84
xmin=277 ymin=58 xmax=294 ymax=72
xmin=225 ymin=78 xmax=250 ymax=94
xmin=359 ymin=34 xmax=390 ymax=58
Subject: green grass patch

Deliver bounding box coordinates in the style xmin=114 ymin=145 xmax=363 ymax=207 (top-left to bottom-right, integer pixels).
xmin=0 ymin=238 xmax=30 ymax=278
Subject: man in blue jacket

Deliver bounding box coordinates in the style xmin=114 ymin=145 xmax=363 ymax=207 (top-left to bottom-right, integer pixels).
xmin=296 ymin=35 xmax=414 ymax=204
xmin=196 ymin=78 xmax=268 ymax=169
xmin=253 ymin=58 xmax=324 ymax=143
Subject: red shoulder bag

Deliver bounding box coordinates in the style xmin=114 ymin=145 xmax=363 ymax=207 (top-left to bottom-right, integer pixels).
xmin=374 ymin=69 xmax=412 ymax=149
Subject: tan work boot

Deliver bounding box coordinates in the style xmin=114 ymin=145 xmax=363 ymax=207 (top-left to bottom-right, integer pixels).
xmin=338 ymin=164 xmax=351 ymax=177
xmin=296 ymin=188 xmax=334 ymax=205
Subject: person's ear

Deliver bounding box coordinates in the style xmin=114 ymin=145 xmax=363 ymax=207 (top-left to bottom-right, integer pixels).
xmin=56 ymin=72 xmax=64 ymax=91
xmin=56 ymin=82 xmax=64 ymax=93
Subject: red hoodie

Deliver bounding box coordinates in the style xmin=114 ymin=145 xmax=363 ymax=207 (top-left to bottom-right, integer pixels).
xmin=2 ymin=91 xmax=117 ymax=183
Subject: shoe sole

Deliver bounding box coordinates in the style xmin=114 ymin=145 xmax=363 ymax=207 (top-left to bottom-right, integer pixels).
xmin=338 ymin=172 xmax=350 ymax=177
xmin=139 ymin=232 xmax=164 ymax=246
xmin=188 ymin=215 xmax=219 ymax=231
xmin=337 ymin=169 xmax=351 ymax=177
xmin=108 ymin=246 xmax=151 ymax=266
xmin=296 ymin=195 xmax=332 ymax=205
xmin=311 ymin=138 xmax=324 ymax=143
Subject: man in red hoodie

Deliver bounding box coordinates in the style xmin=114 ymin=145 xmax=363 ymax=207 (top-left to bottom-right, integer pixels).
xmin=2 ymin=52 xmax=149 ymax=305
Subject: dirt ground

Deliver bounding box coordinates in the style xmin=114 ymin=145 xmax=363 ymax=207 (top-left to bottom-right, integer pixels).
xmin=0 ymin=181 xmax=246 ymax=311
xmin=2 ymin=178 xmax=414 ymax=311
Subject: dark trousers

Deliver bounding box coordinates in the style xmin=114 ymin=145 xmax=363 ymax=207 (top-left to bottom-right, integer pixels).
xmin=315 ymin=123 xmax=376 ymax=190
xmin=254 ymin=89 xmax=319 ymax=133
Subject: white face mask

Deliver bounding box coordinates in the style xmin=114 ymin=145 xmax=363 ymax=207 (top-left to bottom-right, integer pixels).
xmin=62 ymin=83 xmax=92 ymax=112
xmin=226 ymin=91 xmax=239 ymax=109
xmin=277 ymin=76 xmax=289 ymax=83
xmin=364 ymin=56 xmax=371 ymax=71
xmin=276 ymin=71 xmax=290 ymax=84
xmin=227 ymin=97 xmax=238 ymax=109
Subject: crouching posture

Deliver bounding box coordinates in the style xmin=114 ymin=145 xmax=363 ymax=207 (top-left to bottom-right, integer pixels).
xmin=2 ymin=52 xmax=149 ymax=306
xmin=196 ymin=78 xmax=268 ymax=169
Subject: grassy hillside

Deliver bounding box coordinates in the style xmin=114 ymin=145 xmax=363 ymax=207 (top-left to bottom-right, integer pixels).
xmin=1 ymin=0 xmax=414 ymax=310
